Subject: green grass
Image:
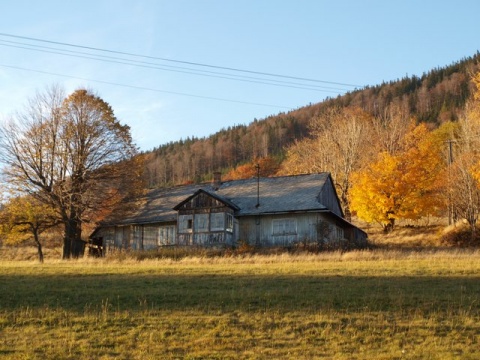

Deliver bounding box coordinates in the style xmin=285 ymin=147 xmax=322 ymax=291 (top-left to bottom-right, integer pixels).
xmin=0 ymin=251 xmax=480 ymax=359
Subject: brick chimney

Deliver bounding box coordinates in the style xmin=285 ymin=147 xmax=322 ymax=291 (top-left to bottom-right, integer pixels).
xmin=212 ymin=171 xmax=222 ymax=190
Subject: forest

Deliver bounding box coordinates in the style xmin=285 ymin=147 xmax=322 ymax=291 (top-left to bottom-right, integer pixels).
xmin=142 ymin=53 xmax=480 ymax=188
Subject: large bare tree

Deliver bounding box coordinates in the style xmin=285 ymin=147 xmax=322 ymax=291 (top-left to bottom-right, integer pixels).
xmin=0 ymin=86 xmax=140 ymax=258
xmin=280 ymin=107 xmax=373 ymax=220
xmin=441 ymin=72 xmax=480 ymax=239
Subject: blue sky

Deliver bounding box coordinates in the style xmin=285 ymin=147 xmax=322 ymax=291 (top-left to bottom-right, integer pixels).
xmin=0 ymin=1 xmax=479 ymax=151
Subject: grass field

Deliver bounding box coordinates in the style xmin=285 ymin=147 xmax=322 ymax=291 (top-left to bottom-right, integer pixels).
xmin=1 ymin=249 xmax=479 ymax=359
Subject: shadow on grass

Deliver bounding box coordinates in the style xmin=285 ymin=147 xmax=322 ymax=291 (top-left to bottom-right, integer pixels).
xmin=1 ymin=273 xmax=479 ymax=315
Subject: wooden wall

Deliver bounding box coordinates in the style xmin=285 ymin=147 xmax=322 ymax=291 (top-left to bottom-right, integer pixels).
xmin=96 ymin=212 xmax=357 ymax=252
xmin=238 ymin=213 xmax=340 ymax=246
xmin=318 ymin=176 xmax=343 ymax=217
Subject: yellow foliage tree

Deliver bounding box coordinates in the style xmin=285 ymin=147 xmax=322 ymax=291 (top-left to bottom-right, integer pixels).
xmin=350 ymin=123 xmax=445 ymax=231
xmin=0 ymin=196 xmax=60 ymax=262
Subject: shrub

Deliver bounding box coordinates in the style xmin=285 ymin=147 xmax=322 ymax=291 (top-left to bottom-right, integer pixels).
xmin=440 ymin=225 xmax=480 ymax=247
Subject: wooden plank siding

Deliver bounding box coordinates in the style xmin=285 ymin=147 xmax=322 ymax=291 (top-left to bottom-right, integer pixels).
xmin=238 ymin=213 xmax=344 ymax=247
xmin=317 ymin=176 xmax=344 ymax=218
xmin=177 ymin=231 xmax=235 ymax=246
xmin=175 ymin=191 xmax=237 ymax=247
xmin=96 ymin=222 xmax=177 ymax=253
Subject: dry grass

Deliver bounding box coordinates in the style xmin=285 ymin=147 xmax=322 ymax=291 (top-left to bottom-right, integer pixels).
xmin=0 ymin=219 xmax=472 ymax=263
xmin=0 ymin=244 xmax=62 ymax=261
xmin=2 ymin=238 xmax=480 ymax=267
xmin=1 ymin=253 xmax=480 ymax=359
xmin=1 ymin=224 xmax=479 ymax=358
xmin=366 ymin=224 xmax=444 ymax=248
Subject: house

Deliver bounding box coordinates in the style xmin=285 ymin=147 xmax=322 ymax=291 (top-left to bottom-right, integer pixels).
xmin=90 ymin=173 xmax=367 ymax=253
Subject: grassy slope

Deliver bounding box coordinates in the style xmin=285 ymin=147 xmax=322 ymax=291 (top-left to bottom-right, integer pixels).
xmin=1 ymin=251 xmax=479 ymax=359
xmin=367 ymin=224 xmax=446 ymax=248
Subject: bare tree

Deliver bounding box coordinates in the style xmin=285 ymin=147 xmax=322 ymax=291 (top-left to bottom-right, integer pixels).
xmin=449 ymin=154 xmax=480 ymax=239
xmin=371 ymin=103 xmax=412 ymax=155
xmin=309 ymin=107 xmax=373 ymax=220
xmin=447 ymin=93 xmax=480 ymax=239
xmin=0 ymin=86 xmax=139 ymax=258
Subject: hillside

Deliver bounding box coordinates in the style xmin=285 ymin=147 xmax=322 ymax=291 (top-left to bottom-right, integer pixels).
xmin=142 ymin=52 xmax=480 ymax=188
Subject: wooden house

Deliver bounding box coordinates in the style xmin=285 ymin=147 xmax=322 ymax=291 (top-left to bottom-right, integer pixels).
xmin=91 ymin=173 xmax=367 ymax=253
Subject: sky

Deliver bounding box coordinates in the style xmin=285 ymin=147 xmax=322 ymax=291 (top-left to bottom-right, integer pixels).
xmin=0 ymin=1 xmax=479 ymax=152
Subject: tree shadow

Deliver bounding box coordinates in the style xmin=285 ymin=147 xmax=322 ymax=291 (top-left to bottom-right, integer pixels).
xmin=1 ymin=273 xmax=479 ymax=314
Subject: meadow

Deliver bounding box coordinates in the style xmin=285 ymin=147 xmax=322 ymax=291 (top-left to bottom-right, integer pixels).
xmin=0 ymin=248 xmax=479 ymax=359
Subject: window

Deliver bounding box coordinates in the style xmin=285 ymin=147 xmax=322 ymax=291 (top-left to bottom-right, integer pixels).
xmin=103 ymin=228 xmax=115 ymax=251
xmin=335 ymin=226 xmax=344 ymax=240
xmin=272 ymin=219 xmax=297 ymax=235
xmin=158 ymin=226 xmax=175 ymax=246
xmin=179 ymin=215 xmax=193 ymax=233
xmin=132 ymin=226 xmax=142 ymax=250
xmin=143 ymin=226 xmax=158 ymax=249
xmin=195 ymin=214 xmax=209 ymax=232
xmin=210 ymin=213 xmax=225 ymax=231
xmin=226 ymin=213 xmax=234 ymax=232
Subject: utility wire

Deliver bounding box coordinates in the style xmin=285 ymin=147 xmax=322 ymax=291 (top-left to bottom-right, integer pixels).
xmin=0 ymin=32 xmax=362 ymax=88
xmin=0 ymin=40 xmax=348 ymax=93
xmin=0 ymin=63 xmax=294 ymax=110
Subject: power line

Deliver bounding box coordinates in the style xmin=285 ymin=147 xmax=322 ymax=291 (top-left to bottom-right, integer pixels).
xmin=0 ymin=32 xmax=362 ymax=88
xmin=0 ymin=40 xmax=348 ymax=93
xmin=0 ymin=63 xmax=294 ymax=110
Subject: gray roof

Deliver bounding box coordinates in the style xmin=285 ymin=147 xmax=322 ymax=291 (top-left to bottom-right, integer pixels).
xmin=216 ymin=173 xmax=331 ymax=216
xmin=108 ymin=173 xmax=335 ymax=226
xmin=113 ymin=184 xmax=205 ymax=225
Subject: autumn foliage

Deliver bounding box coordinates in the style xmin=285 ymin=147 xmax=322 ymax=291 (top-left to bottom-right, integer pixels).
xmin=349 ymin=123 xmax=444 ymax=231
xmin=0 ymin=196 xmax=59 ymax=262
xmin=274 ymin=70 xmax=480 ymax=238
xmin=224 ymin=156 xmax=281 ymax=180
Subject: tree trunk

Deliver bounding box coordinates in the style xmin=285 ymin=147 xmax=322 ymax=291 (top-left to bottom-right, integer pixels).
xmin=383 ymin=218 xmax=395 ymax=233
xmin=344 ymin=206 xmax=352 ymax=222
xmin=63 ymin=218 xmax=84 ymax=259
xmin=341 ymin=184 xmax=352 ymax=222
xmin=33 ymin=231 xmax=44 ymax=264
xmin=62 ymin=235 xmax=71 ymax=259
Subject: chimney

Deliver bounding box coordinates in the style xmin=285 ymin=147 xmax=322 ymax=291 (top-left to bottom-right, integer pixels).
xmin=255 ymin=164 xmax=260 ymax=208
xmin=212 ymin=171 xmax=222 ymax=190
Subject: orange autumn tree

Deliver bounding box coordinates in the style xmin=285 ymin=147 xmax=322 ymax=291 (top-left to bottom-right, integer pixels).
xmin=350 ymin=123 xmax=445 ymax=231
xmin=224 ymin=156 xmax=280 ymax=180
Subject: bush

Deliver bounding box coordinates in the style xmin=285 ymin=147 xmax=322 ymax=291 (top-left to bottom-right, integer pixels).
xmin=440 ymin=225 xmax=480 ymax=247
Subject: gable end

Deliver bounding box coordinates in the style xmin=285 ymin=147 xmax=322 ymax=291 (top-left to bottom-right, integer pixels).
xmin=173 ymin=189 xmax=239 ymax=212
